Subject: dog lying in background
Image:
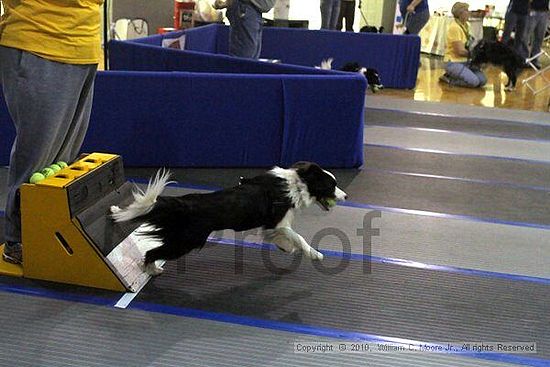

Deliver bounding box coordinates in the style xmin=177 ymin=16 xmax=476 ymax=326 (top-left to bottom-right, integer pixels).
xmin=360 ymin=25 xmax=384 ymax=33
xmin=469 ymin=40 xmax=526 ymax=91
xmin=341 ymin=62 xmax=384 ymax=93
xmin=111 ymin=162 xmax=347 ymax=275
xmin=317 ymin=58 xmax=384 ymax=93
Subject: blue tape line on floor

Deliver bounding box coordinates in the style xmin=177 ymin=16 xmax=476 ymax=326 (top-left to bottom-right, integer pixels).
xmin=364 ymin=167 xmax=550 ymax=193
xmin=0 ymin=282 xmax=118 ymax=307
xmin=209 ymin=237 xmax=550 ymax=285
xmin=130 ymin=301 xmax=550 ymax=367
xmin=339 ymin=201 xmax=550 ymax=231
xmin=366 ymin=143 xmax=550 ymax=166
xmin=365 ymin=123 xmax=550 ymax=143
xmin=0 ymin=266 xmax=547 ymax=366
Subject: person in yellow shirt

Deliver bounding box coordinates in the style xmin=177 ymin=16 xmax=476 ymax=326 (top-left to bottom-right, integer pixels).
xmin=0 ymin=0 xmax=104 ymax=264
xmin=439 ymin=2 xmax=486 ymax=88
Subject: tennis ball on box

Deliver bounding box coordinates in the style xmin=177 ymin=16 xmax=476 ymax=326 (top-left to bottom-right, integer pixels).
xmin=56 ymin=161 xmax=68 ymax=168
xmin=29 ymin=172 xmax=45 ymax=184
xmin=49 ymin=164 xmax=61 ymax=172
xmin=41 ymin=167 xmax=55 ymax=177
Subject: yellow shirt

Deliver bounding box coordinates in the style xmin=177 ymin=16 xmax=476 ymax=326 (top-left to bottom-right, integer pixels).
xmin=444 ymin=19 xmax=468 ymax=63
xmin=0 ymin=0 xmax=104 ymax=64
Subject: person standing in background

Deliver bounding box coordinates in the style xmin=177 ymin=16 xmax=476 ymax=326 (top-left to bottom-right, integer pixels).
xmin=321 ymin=0 xmax=341 ymax=30
xmin=0 ymin=0 xmax=104 ymax=265
xmin=337 ymin=0 xmax=356 ymax=31
xmin=399 ymin=0 xmax=430 ymax=34
xmin=214 ymin=0 xmax=276 ymax=58
xmin=501 ymin=0 xmax=530 ymax=59
xmin=527 ymin=0 xmax=549 ymax=69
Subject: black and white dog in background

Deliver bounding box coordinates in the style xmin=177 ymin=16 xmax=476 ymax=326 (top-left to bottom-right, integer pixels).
xmin=318 ymin=58 xmax=384 ymax=93
xmin=111 ymin=162 xmax=347 ymax=275
xmin=341 ymin=62 xmax=384 ymax=93
xmin=360 ymin=25 xmax=384 ymax=33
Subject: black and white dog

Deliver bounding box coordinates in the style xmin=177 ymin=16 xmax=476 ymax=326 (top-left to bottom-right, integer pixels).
xmin=469 ymin=40 xmax=526 ymax=91
xmin=111 ymin=162 xmax=347 ymax=275
xmin=318 ymin=58 xmax=384 ymax=93
xmin=341 ymin=62 xmax=384 ymax=93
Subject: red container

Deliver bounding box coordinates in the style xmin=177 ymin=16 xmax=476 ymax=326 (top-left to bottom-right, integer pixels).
xmin=174 ymin=0 xmax=195 ymax=29
xmin=157 ymin=27 xmax=176 ymax=34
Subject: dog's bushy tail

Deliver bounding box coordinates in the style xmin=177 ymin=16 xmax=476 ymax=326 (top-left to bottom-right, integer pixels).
xmin=112 ymin=168 xmax=174 ymax=222
xmin=319 ymin=58 xmax=333 ymax=70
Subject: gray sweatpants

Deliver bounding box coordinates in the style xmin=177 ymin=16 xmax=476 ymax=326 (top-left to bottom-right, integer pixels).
xmin=0 ymin=46 xmax=97 ymax=243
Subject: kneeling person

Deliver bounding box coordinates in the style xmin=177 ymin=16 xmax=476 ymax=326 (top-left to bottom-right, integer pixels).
xmin=440 ymin=2 xmax=486 ymax=88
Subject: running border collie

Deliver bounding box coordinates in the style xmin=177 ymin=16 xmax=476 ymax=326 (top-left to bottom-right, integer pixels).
xmin=111 ymin=162 xmax=347 ymax=275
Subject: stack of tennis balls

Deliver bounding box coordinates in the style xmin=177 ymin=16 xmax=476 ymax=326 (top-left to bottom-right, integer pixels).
xmin=29 ymin=161 xmax=68 ymax=184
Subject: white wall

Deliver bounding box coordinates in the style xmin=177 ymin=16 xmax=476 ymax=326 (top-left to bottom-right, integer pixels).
xmin=429 ymin=0 xmax=509 ymax=15
xmin=272 ymin=0 xmax=511 ymax=31
xmin=268 ymin=0 xmax=379 ymax=32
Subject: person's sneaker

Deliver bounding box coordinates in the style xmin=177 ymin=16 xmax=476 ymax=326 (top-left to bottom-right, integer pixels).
xmin=3 ymin=242 xmax=22 ymax=264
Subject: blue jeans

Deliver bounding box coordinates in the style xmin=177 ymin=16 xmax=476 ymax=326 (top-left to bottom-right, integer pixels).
xmin=226 ymin=0 xmax=263 ymax=59
xmin=502 ymin=10 xmax=529 ymax=59
xmin=445 ymin=62 xmax=487 ymax=88
xmin=404 ymin=8 xmax=430 ymax=35
xmin=320 ymin=0 xmax=341 ymax=30
xmin=528 ymin=11 xmax=549 ymax=63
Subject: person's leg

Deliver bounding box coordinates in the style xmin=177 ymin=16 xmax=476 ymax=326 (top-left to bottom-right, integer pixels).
xmin=530 ymin=11 xmax=549 ymax=66
xmin=320 ymin=0 xmax=333 ymax=29
xmin=346 ymin=1 xmax=356 ymax=31
xmin=501 ymin=10 xmax=518 ymax=43
xmin=227 ymin=0 xmax=262 ymax=58
xmin=330 ymin=0 xmax=341 ymax=30
xmin=474 ymin=69 xmax=487 ymax=87
xmin=514 ymin=14 xmax=529 ymax=59
xmin=336 ymin=1 xmax=345 ymax=30
xmin=405 ymin=9 xmax=430 ymax=34
xmin=444 ymin=62 xmax=484 ymax=87
xmin=0 ymin=46 xmax=97 ymax=249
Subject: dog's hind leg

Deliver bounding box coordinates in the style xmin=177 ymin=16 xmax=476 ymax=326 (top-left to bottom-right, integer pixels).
xmin=143 ymin=232 xmax=210 ymax=275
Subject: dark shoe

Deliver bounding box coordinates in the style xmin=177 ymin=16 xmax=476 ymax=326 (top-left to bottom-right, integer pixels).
xmin=3 ymin=242 xmax=22 ymax=264
xmin=439 ymin=74 xmax=452 ymax=84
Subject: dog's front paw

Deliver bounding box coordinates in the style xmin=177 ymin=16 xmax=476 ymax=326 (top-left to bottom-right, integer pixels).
xmin=110 ymin=205 xmax=121 ymax=214
xmin=504 ymin=85 xmax=515 ymax=92
xmin=307 ymin=248 xmax=324 ymax=261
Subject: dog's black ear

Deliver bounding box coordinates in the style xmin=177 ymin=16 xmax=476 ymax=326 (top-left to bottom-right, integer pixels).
xmin=291 ymin=161 xmax=316 ymax=171
xmin=292 ymin=161 xmax=325 ymax=181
